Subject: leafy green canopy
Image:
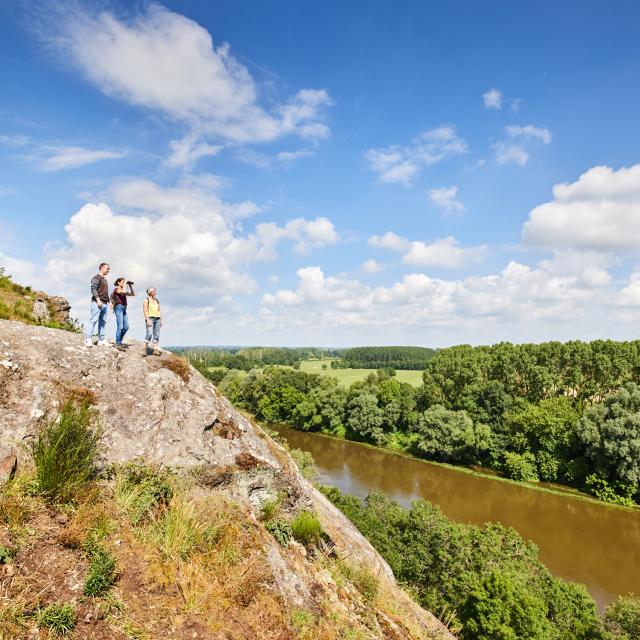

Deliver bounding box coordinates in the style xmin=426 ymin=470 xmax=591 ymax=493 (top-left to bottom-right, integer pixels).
xmin=322 ymin=487 xmax=604 ymax=640
xmin=192 ymin=337 xmax=640 ymax=505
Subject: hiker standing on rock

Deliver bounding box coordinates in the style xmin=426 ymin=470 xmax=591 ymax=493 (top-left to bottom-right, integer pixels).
xmin=143 ymin=287 xmax=162 ymax=356
xmin=84 ymin=262 xmax=110 ymax=347
xmin=111 ymin=277 xmax=135 ymax=351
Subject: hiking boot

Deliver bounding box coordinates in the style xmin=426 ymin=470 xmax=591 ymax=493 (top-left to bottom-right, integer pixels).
xmin=152 ymin=348 xmax=161 ymax=356
xmin=142 ymin=344 xmax=150 ymax=357
xmin=84 ymin=338 xmax=93 ymax=347
xmin=97 ymin=339 xmax=109 ymax=346
xmin=115 ymin=344 xmax=126 ymax=352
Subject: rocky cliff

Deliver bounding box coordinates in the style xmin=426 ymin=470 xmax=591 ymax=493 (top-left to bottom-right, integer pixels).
xmin=0 ymin=319 xmax=452 ymax=639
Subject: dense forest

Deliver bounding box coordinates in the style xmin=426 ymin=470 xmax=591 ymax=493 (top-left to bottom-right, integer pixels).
xmin=323 ymin=487 xmax=640 ymax=640
xmin=192 ymin=339 xmax=640 ymax=506
xmin=173 ymin=346 xmax=338 ymax=371
xmin=335 ymin=346 xmax=437 ymax=370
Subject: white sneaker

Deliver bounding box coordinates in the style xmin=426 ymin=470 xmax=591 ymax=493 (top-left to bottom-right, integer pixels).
xmin=97 ymin=339 xmax=109 ymax=346
xmin=84 ymin=338 xmax=93 ymax=347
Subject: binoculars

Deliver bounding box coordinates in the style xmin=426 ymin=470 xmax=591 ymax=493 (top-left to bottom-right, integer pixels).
xmin=127 ymin=280 xmax=134 ymax=285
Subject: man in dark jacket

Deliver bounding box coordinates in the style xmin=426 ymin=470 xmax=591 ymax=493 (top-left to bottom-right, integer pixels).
xmin=84 ymin=262 xmax=111 ymax=346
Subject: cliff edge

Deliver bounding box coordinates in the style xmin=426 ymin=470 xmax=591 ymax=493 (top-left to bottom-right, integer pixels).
xmin=0 ymin=320 xmax=452 ymax=639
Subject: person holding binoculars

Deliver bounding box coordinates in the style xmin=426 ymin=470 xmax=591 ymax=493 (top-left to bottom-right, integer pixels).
xmin=111 ymin=277 xmax=135 ymax=351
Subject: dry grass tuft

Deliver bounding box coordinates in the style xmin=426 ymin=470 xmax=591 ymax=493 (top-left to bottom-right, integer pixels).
xmin=234 ymin=452 xmax=264 ymax=470
xmin=160 ymin=355 xmax=191 ymax=383
xmin=62 ymin=385 xmax=99 ymax=406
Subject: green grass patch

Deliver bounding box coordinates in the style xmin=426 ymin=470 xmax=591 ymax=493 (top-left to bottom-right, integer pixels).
xmin=298 ymin=359 xmax=423 ymax=387
xmin=84 ymin=546 xmax=117 ymax=597
xmin=260 ymin=493 xmax=283 ymax=521
xmin=291 ymin=511 xmax=322 ymax=545
xmin=30 ymin=399 xmax=101 ymax=504
xmin=36 ymin=602 xmax=77 ymax=635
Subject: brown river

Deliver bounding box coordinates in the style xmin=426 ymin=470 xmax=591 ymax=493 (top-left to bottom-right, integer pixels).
xmin=273 ymin=425 xmax=640 ymax=612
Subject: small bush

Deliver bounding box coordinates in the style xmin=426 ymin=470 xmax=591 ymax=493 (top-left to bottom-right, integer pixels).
xmin=585 ymin=474 xmax=635 ymax=506
xmin=83 ymin=545 xmax=117 ymax=597
xmin=291 ymin=511 xmax=322 ymax=546
xmin=502 ymin=451 xmax=539 ymax=482
xmin=30 ymin=399 xmax=101 ymax=503
xmin=37 ymin=602 xmax=77 ymax=635
xmin=266 ymin=519 xmax=291 ymax=546
xmin=604 ymin=594 xmax=640 ymax=639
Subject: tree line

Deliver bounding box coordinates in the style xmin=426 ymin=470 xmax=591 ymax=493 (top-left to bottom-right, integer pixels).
xmin=334 ymin=345 xmax=437 ymax=370
xmin=174 ymin=346 xmax=337 ymax=371
xmin=192 ymin=338 xmax=640 ymax=506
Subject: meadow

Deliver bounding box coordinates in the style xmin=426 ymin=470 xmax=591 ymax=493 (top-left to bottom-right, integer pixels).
xmin=298 ymin=359 xmax=424 ymax=386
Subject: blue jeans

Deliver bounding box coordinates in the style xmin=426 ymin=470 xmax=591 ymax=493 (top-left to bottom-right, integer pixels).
xmin=85 ymin=301 xmax=108 ymax=340
xmin=114 ymin=304 xmax=129 ymax=344
xmin=145 ymin=318 xmax=161 ymax=344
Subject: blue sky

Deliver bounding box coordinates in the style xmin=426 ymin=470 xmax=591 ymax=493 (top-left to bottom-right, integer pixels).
xmin=1 ymin=0 xmax=640 ymax=346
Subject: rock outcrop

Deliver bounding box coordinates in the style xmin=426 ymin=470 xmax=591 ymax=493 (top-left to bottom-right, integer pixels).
xmin=33 ymin=291 xmax=72 ymax=325
xmin=0 ymin=319 xmax=452 ymax=639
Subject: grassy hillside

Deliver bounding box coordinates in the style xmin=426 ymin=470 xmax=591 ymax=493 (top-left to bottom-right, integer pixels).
xmin=0 ymin=268 xmax=75 ymax=331
xmin=0 ymin=392 xmax=448 ymax=640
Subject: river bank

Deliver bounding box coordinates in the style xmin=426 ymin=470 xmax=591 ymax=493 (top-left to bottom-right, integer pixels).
xmin=272 ymin=423 xmax=640 ymax=612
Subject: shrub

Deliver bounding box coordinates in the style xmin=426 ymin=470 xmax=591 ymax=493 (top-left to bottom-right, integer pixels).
xmin=266 ymin=519 xmax=291 ymax=546
xmin=585 ymin=474 xmax=635 ymax=507
xmin=604 ymin=594 xmax=640 ymax=639
xmin=461 ymin=570 xmax=551 ymax=640
xmin=502 ymin=451 xmax=539 ymax=482
xmin=30 ymin=399 xmax=101 ymax=503
xmin=37 ymin=602 xmax=77 ymax=635
xmin=291 ymin=511 xmax=322 ymax=545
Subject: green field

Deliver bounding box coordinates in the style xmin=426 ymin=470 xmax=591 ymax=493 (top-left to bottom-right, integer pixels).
xmin=299 ymin=359 xmax=424 ymax=387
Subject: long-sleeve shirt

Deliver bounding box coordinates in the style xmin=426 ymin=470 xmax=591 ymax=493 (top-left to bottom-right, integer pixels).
xmin=90 ymin=275 xmax=109 ymax=303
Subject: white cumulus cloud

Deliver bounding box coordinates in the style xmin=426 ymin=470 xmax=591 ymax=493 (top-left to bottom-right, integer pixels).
xmin=369 ymin=232 xmax=485 ymax=268
xmin=523 ymin=164 xmax=640 ymax=251
xmin=403 ymin=237 xmax=487 ymax=268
